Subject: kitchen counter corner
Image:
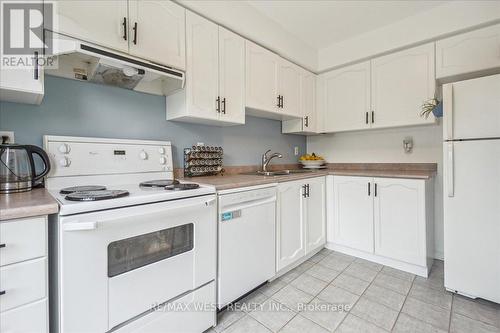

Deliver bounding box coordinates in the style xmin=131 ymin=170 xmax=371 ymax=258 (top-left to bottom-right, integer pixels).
xmin=0 ymin=188 xmax=59 ymax=221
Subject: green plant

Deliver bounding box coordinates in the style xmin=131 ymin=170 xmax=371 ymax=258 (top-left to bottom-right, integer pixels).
xmin=421 ymin=98 xmax=440 ymax=119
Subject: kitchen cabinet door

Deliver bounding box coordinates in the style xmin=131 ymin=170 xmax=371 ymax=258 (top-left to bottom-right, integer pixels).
xmin=218 ymin=27 xmax=245 ymax=125
xmin=185 ymin=11 xmax=219 ymax=120
xmin=321 ymin=61 xmax=371 ymax=133
xmin=373 ymin=178 xmax=426 ymax=266
xmin=245 ymin=41 xmax=280 ymax=113
xmin=277 ymin=180 xmax=306 ymax=271
xmin=0 ymin=49 xmax=44 ymax=104
xmin=371 ymin=43 xmax=436 ymax=129
xmin=282 ymin=70 xmax=317 ymax=134
xmin=47 ymin=0 xmax=128 ymax=53
xmin=279 ymin=60 xmax=302 ymax=117
xmin=332 ymin=176 xmax=374 ymax=253
xmin=128 ymin=0 xmax=186 ymax=69
xmin=305 ymin=177 xmax=326 ymax=254
xmin=436 ymin=24 xmax=500 ymax=82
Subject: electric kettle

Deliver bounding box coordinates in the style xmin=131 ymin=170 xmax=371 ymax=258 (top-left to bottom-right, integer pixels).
xmin=0 ymin=144 xmax=51 ymax=193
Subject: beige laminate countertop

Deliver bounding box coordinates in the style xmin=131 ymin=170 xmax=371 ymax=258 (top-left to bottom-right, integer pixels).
xmin=181 ymin=167 xmax=436 ymax=191
xmin=0 ymin=188 xmax=59 ymax=221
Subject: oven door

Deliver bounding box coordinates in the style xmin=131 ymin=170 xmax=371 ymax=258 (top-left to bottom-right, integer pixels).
xmin=58 ymin=195 xmax=216 ymax=333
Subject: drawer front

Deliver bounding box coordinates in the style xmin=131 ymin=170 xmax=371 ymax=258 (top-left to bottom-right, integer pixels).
xmin=0 ymin=258 xmax=47 ymax=312
xmin=0 ymin=217 xmax=47 ymax=266
xmin=0 ymin=298 xmax=48 ymax=333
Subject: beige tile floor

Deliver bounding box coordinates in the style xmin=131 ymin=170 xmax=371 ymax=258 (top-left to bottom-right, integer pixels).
xmin=208 ymin=249 xmax=500 ymax=333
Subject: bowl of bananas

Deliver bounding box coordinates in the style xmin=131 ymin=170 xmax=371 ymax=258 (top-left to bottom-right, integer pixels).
xmin=299 ymin=153 xmax=326 ymax=168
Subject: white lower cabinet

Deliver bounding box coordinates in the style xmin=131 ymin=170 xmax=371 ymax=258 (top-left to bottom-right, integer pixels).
xmin=0 ymin=299 xmax=48 ymax=333
xmin=0 ymin=216 xmax=48 ymax=333
xmin=277 ymin=177 xmax=326 ymax=272
xmin=329 ymin=175 xmax=433 ymax=276
xmin=374 ymin=178 xmax=427 ymax=266
xmin=332 ymin=176 xmax=374 ymax=253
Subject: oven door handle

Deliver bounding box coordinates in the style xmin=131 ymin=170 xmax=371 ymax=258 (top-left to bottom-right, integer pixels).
xmin=63 ymin=197 xmax=216 ymax=231
xmin=63 ymin=221 xmax=98 ymax=231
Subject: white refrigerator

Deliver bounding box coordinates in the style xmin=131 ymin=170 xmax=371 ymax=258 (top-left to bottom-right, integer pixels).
xmin=443 ymin=73 xmax=500 ymax=303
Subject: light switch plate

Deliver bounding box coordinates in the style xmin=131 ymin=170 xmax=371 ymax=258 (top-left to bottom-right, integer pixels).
xmin=0 ymin=131 xmax=15 ymax=143
xmin=294 ymin=147 xmax=299 ymax=156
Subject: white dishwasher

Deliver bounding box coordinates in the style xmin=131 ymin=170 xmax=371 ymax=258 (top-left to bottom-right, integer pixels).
xmin=217 ymin=184 xmax=277 ymax=308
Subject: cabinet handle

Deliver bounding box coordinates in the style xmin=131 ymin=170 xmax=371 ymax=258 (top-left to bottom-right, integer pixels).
xmin=371 ymin=111 xmax=375 ymax=124
xmin=33 ymin=51 xmax=39 ymax=80
xmin=0 ymin=243 xmax=5 ymax=248
xmin=306 ymin=184 xmax=310 ymax=197
xmin=122 ymin=17 xmax=127 ymax=41
xmin=365 ymin=112 xmax=368 ymax=124
xmin=277 ymin=95 xmax=281 ymax=108
xmin=302 ymin=185 xmax=307 ymax=198
xmin=281 ymin=95 xmax=284 ymax=108
xmin=0 ymin=290 xmax=5 ymax=296
xmin=368 ymin=182 xmax=371 ymax=196
xmin=216 ymin=96 xmax=220 ymax=113
xmin=132 ymin=22 xmax=138 ymax=45
xmin=304 ymin=116 xmax=309 ymax=127
xmin=374 ymin=183 xmax=377 ymax=197
xmin=221 ymin=98 xmax=226 ymax=114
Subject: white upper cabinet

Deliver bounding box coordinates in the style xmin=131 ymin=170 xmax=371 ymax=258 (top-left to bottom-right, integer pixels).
xmin=282 ymin=69 xmax=317 ymax=134
xmin=0 ymin=49 xmax=44 ymax=105
xmin=48 ymin=0 xmax=186 ymax=69
xmin=48 ymin=0 xmax=129 ymax=53
xmin=278 ymin=60 xmax=302 ymax=117
xmin=371 ymin=43 xmax=436 ymax=129
xmin=245 ymin=41 xmax=280 ymax=114
xmin=321 ymin=61 xmax=371 ymax=133
xmin=128 ymin=1 xmax=186 ymax=70
xmin=373 ymin=178 xmax=427 ymax=266
xmin=218 ymin=27 xmax=246 ymax=125
xmin=305 ymin=177 xmax=326 ymax=254
xmin=167 ymin=12 xmax=245 ymax=125
xmin=277 ymin=180 xmax=306 ymax=271
xmin=436 ymin=24 xmax=500 ymax=82
xmin=185 ymin=11 xmax=219 ymax=120
xmin=332 ymin=176 xmax=374 ymax=253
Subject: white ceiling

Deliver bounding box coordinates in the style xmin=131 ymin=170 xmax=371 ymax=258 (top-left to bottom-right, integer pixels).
xmin=246 ymin=1 xmax=447 ymax=49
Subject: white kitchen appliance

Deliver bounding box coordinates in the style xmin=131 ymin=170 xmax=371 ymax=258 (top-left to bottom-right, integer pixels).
xmin=45 ymin=33 xmax=185 ymax=96
xmin=443 ymin=74 xmax=500 ymax=303
xmin=44 ymin=135 xmax=217 ymax=333
xmin=217 ymin=184 xmax=276 ymax=308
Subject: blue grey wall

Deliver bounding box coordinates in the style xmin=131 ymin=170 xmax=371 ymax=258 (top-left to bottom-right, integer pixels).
xmin=0 ymin=76 xmax=306 ymax=167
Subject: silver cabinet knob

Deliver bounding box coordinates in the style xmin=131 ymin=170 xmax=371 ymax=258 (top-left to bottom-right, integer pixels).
xmin=58 ymin=143 xmax=70 ymax=154
xmin=59 ymin=157 xmax=71 ymax=167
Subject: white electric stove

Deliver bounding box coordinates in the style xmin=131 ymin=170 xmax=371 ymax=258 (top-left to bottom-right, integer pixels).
xmin=44 ymin=135 xmax=217 ymax=333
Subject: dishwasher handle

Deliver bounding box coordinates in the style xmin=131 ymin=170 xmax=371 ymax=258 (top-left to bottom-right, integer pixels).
xmin=220 ymin=196 xmax=276 ymax=215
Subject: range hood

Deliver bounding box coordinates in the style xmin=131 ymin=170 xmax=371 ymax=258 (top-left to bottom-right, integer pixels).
xmin=45 ymin=33 xmax=184 ymax=96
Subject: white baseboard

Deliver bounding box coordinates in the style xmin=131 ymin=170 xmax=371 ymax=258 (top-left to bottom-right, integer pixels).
xmin=325 ymin=242 xmax=430 ymax=278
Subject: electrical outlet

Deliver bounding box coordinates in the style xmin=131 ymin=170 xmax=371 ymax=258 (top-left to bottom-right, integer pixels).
xmin=196 ymin=142 xmax=205 ymax=146
xmin=0 ymin=131 xmax=15 ymax=144
xmin=294 ymin=146 xmax=299 ymax=156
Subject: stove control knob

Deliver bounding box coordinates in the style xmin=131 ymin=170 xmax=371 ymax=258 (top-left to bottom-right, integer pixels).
xmin=58 ymin=144 xmax=70 ymax=154
xmin=158 ymin=147 xmax=165 ymax=154
xmin=159 ymin=157 xmax=167 ymax=165
xmin=139 ymin=151 xmax=148 ymax=160
xmin=59 ymin=157 xmax=71 ymax=167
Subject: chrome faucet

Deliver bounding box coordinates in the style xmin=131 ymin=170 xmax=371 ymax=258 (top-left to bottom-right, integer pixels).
xmin=261 ymin=149 xmax=283 ymax=172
